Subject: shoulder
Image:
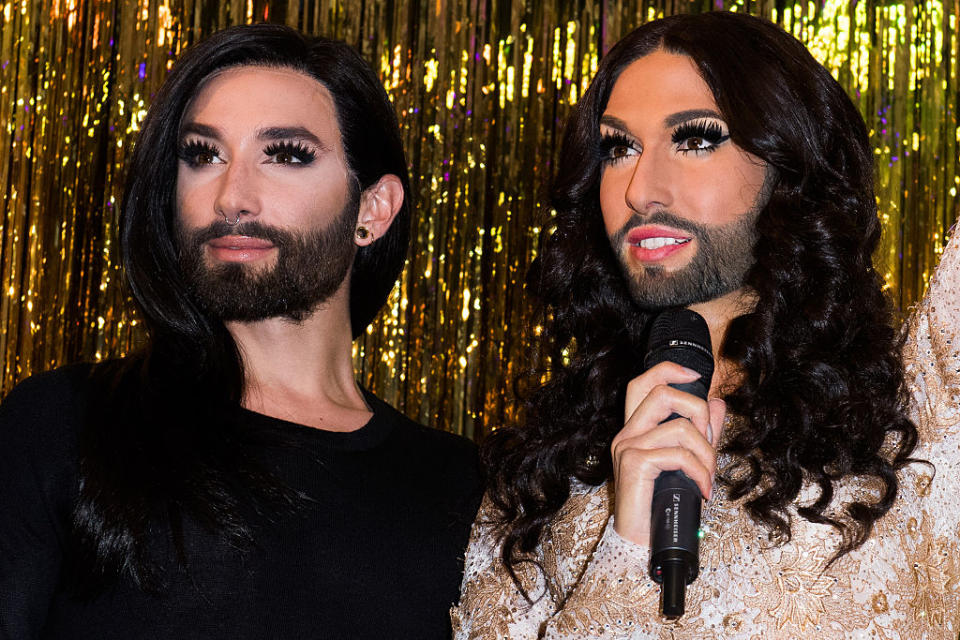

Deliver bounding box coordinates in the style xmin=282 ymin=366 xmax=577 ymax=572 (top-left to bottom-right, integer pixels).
xmin=1 ymin=362 xmax=93 ymax=402
xmin=364 ymin=390 xmax=483 ymax=496
xmin=367 ymin=390 xmax=479 ymax=462
xmin=472 ymin=479 xmax=610 ymax=556
xmin=406 ymin=418 xmax=480 ymax=463
xmin=902 ymin=233 xmax=960 ymax=511
xmin=546 ymin=479 xmax=612 ymax=547
xmin=0 ymin=363 xmax=95 ymax=436
xmin=904 ymin=232 xmax=960 ymax=406
xmin=0 ymin=364 xmax=95 ymax=513
xmin=896 ymin=231 xmax=960 ymax=543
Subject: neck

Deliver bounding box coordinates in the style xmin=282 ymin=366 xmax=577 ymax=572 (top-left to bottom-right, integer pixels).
xmin=225 ymin=286 xmax=371 ymax=431
xmin=687 ymin=287 xmax=756 ymax=396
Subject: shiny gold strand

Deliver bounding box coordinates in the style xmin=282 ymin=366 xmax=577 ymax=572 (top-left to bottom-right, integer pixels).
xmin=1 ymin=1 xmax=957 ymax=441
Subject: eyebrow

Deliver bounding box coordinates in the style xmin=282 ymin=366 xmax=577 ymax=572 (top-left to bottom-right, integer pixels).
xmin=664 ymin=109 xmax=724 ymax=127
xmin=258 ymin=126 xmax=325 ymax=148
xmin=599 ymin=114 xmax=631 ymax=134
xmin=179 ymin=122 xmax=220 ymax=139
xmin=179 ymin=122 xmax=326 ymax=148
xmin=599 ymin=109 xmax=725 ymax=134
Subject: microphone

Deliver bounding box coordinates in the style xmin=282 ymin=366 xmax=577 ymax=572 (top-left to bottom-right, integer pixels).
xmin=643 ymin=308 xmax=714 ymax=619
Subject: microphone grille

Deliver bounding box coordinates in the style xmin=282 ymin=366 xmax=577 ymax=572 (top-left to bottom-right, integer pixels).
xmin=644 ymin=309 xmax=714 ymax=381
xmin=648 ymin=309 xmax=712 ymax=350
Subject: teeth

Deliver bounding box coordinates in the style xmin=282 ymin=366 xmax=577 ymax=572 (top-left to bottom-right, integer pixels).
xmin=636 ymin=237 xmax=690 ymax=250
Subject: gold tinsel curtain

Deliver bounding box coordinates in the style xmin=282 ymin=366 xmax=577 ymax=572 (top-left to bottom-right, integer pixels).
xmin=1 ymin=0 xmax=957 ymax=440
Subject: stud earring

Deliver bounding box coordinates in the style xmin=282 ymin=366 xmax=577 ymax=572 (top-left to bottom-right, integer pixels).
xmin=356 ymin=226 xmax=371 ymax=240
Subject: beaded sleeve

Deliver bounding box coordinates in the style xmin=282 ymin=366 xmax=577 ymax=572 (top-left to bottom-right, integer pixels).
xmin=451 ymin=484 xmax=661 ymax=639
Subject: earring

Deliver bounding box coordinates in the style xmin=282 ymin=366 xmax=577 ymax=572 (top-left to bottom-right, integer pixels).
xmin=356 ymin=226 xmax=371 ymax=240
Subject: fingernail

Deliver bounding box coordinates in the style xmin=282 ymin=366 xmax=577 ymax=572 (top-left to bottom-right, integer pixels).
xmin=706 ymin=422 xmax=714 ymax=446
xmin=681 ymin=367 xmax=701 ymax=378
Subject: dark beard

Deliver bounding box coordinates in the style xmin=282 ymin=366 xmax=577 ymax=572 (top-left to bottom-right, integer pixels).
xmin=177 ymin=202 xmax=358 ymax=323
xmin=609 ymin=209 xmax=759 ymax=311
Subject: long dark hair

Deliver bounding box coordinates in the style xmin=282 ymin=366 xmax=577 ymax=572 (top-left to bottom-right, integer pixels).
xmin=71 ymin=24 xmax=411 ymax=590
xmin=484 ymin=12 xmax=918 ymax=586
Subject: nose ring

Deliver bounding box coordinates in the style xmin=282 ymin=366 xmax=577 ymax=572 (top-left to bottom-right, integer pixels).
xmin=221 ymin=211 xmax=241 ymax=226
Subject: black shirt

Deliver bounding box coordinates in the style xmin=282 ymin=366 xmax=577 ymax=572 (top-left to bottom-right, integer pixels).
xmin=0 ymin=365 xmax=482 ymax=639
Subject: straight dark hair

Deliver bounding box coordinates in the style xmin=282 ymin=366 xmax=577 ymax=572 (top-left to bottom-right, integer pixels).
xmin=485 ymin=11 xmax=918 ymax=589
xmin=70 ymin=24 xmax=411 ymax=591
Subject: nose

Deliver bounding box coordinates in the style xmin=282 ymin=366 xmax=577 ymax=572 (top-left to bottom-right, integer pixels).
xmin=623 ymin=151 xmax=674 ymax=214
xmin=214 ymin=159 xmax=261 ymax=224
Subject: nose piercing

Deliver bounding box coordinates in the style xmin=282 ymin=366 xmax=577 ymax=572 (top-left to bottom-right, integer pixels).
xmin=221 ymin=211 xmax=241 ymax=226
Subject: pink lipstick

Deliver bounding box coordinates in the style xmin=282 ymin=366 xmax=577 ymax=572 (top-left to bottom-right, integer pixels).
xmin=625 ymin=226 xmax=693 ymax=263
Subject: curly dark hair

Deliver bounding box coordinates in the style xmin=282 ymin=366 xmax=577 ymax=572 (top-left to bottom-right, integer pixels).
xmin=484 ymin=11 xmax=919 ymax=586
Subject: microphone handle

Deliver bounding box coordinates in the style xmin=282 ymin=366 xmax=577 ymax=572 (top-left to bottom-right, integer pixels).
xmin=649 ymin=379 xmax=707 ymax=619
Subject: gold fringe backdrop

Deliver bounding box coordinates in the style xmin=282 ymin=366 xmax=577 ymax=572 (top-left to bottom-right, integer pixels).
xmin=1 ymin=0 xmax=957 ymax=440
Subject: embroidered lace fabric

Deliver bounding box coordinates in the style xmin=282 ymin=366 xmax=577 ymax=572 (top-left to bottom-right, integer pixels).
xmin=452 ymin=235 xmax=960 ymax=639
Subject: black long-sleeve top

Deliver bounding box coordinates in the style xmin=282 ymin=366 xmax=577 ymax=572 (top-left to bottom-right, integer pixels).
xmin=0 ymin=365 xmax=483 ymax=639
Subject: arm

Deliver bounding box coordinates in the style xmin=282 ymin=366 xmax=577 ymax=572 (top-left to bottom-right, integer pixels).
xmin=0 ymin=373 xmax=77 ymax=639
xmin=905 ymin=232 xmax=960 ymax=405
xmin=452 ymin=496 xmax=663 ymax=640
xmin=454 ymin=362 xmax=725 ymax=639
xmin=889 ymin=232 xmax=960 ymax=634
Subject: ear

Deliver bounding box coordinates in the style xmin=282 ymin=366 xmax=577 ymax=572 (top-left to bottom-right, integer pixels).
xmin=354 ymin=174 xmax=404 ymax=247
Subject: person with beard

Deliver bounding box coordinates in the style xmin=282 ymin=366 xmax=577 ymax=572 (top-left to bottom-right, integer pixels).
xmin=452 ymin=12 xmax=959 ymax=639
xmin=0 ymin=25 xmax=481 ymax=639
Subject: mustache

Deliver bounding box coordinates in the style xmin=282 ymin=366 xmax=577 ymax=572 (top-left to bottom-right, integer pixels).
xmin=610 ymin=210 xmax=709 ymax=248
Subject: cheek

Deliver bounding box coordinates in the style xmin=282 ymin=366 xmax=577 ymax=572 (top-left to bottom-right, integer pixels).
xmin=722 ymin=165 xmax=769 ymax=219
xmin=279 ymin=178 xmax=346 ymax=224
xmin=267 ymin=160 xmax=352 ymax=225
xmin=599 ymin=170 xmax=628 ymax=235
xmin=175 ymin=168 xmax=207 ymax=227
xmin=684 ymin=162 xmax=766 ymax=225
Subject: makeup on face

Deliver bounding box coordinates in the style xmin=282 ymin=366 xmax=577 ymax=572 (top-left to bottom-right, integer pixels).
xmin=596 ymin=50 xmax=769 ymax=309
xmin=175 ymin=66 xmax=353 ymax=269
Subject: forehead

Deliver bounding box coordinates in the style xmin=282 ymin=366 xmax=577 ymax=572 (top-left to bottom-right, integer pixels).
xmin=604 ymin=50 xmax=718 ymax=123
xmin=182 ymin=65 xmax=341 ymax=138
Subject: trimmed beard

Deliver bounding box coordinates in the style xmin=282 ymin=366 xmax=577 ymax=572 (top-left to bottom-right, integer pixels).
xmin=609 ymin=208 xmax=759 ymax=311
xmin=176 ymin=198 xmax=358 ymax=323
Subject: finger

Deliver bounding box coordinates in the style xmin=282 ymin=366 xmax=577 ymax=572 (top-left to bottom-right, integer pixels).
xmin=613 ymin=418 xmax=717 ymax=480
xmin=616 ymin=383 xmax=712 ymax=444
xmin=707 ymin=397 xmax=726 ymax=446
xmin=624 ymin=362 xmax=701 ymax=423
xmin=615 ymin=445 xmax=714 ymax=500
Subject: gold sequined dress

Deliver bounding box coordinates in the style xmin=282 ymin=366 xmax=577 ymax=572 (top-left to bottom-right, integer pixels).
xmin=452 ymin=235 xmax=960 ymax=639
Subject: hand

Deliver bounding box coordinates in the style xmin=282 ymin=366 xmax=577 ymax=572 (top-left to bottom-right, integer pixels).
xmin=610 ymin=361 xmax=726 ymax=547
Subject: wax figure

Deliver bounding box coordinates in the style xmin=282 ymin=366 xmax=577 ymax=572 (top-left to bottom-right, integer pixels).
xmin=0 ymin=25 xmax=481 ymax=639
xmin=453 ymin=12 xmax=958 ymax=638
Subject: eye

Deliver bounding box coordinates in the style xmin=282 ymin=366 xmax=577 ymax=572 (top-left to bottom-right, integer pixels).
xmin=263 ymin=141 xmax=317 ymax=166
xmin=681 ymin=136 xmax=710 ymax=151
xmin=177 ymin=140 xmax=223 ymax=167
xmin=598 ymin=133 xmax=640 ymax=165
xmin=671 ymin=119 xmax=730 ymax=155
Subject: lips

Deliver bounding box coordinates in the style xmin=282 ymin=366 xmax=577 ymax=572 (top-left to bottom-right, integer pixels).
xmin=205 ymin=235 xmax=276 ymax=262
xmin=625 ymin=225 xmax=693 ymax=263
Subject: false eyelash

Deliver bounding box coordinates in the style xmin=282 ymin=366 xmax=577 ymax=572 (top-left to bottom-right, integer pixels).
xmin=177 ymin=139 xmax=221 ymax=166
xmin=597 ymin=132 xmax=638 ymax=161
xmin=263 ymin=140 xmax=317 ymax=165
xmin=671 ymin=119 xmax=729 ymax=146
